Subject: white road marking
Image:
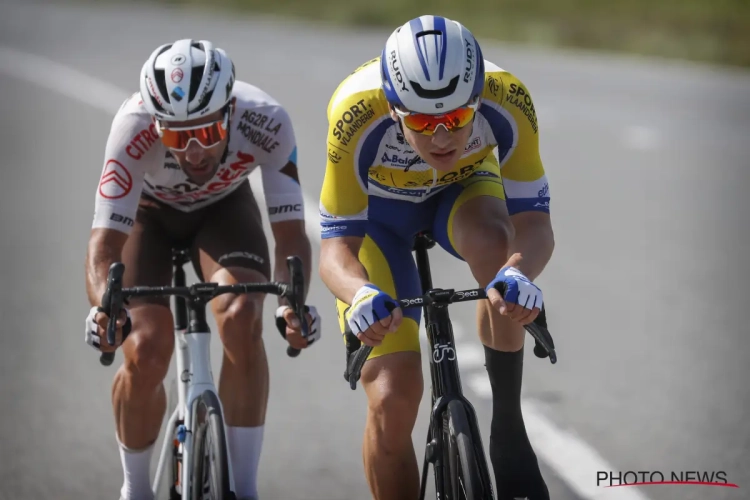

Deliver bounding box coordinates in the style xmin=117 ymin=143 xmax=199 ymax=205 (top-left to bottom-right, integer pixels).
xmin=0 ymin=46 xmax=130 ymax=115
xmin=463 ymin=377 xmax=651 ymax=499
xmin=0 ymin=44 xmax=650 ymax=500
xmin=522 ymin=399 xmax=651 ymax=500
xmin=456 ymin=342 xmax=486 ymax=370
xmin=459 ymin=318 xmax=651 ymax=500
xmin=623 ymin=125 xmax=659 ymax=150
xmin=467 ymin=373 xmax=493 ymax=397
xmin=451 ymin=320 xmax=466 ymax=341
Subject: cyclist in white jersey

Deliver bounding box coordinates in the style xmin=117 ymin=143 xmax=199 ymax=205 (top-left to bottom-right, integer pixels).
xmin=83 ymin=39 xmax=321 ymax=500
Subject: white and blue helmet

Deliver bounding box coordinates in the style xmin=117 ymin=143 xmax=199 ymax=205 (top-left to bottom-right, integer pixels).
xmin=380 ymin=15 xmax=485 ymax=114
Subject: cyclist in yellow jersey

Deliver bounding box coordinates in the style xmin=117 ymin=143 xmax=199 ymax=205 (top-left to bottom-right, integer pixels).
xmin=319 ymin=15 xmax=555 ymax=500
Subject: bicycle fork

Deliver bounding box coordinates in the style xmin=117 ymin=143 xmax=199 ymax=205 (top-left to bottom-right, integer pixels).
xmin=419 ymin=303 xmax=495 ymax=500
xmin=152 ymin=312 xmax=237 ymax=498
xmin=418 ymin=303 xmax=459 ymax=500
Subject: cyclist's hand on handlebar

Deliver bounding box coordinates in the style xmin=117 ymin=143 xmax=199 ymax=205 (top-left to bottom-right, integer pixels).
xmin=275 ymin=304 xmax=321 ymax=350
xmin=84 ymin=306 xmax=131 ymax=353
xmin=485 ymin=256 xmax=543 ymax=325
xmin=345 ymin=284 xmax=402 ymax=347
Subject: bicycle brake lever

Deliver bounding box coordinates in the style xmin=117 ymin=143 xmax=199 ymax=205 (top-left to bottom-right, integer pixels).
xmin=285 ymin=256 xmax=307 ymax=358
xmin=526 ymin=321 xmax=557 ymax=364
xmin=99 ymin=262 xmax=126 ymax=367
xmin=493 ymin=282 xmax=557 ymax=364
xmin=102 ymin=263 xmax=126 ymax=346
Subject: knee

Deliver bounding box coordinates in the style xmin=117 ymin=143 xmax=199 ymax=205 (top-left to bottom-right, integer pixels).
xmin=365 ymin=360 xmax=423 ymax=449
xmin=462 ymin=219 xmax=515 ymax=284
xmin=473 ymin=218 xmax=514 ymax=255
xmin=214 ymin=293 xmax=264 ymax=348
xmin=368 ymin=382 xmax=422 ymax=448
xmin=121 ymin=309 xmax=174 ymax=388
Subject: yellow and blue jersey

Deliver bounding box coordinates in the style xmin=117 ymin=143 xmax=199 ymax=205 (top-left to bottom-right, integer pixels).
xmin=319 ymin=56 xmax=550 ymax=240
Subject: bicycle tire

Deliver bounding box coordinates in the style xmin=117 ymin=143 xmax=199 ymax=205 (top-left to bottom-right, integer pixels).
xmin=167 ymin=377 xmax=182 ymax=500
xmin=445 ymin=399 xmax=488 ymax=499
xmin=190 ymin=390 xmax=231 ymax=500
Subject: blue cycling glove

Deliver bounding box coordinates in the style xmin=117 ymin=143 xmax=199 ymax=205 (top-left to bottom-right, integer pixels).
xmin=485 ymin=266 xmax=544 ymax=310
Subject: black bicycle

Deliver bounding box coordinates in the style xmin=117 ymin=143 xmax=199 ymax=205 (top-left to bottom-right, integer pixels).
xmin=343 ymin=232 xmax=557 ymax=500
xmin=97 ymin=248 xmax=309 ymax=500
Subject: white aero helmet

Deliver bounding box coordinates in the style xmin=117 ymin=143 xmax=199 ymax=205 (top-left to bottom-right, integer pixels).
xmin=380 ymin=15 xmax=485 ymax=114
xmin=140 ymin=39 xmax=235 ymax=121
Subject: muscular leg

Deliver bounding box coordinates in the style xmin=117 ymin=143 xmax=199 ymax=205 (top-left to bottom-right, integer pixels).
xmin=113 ymin=304 xmax=175 ymax=500
xmin=114 ymin=305 xmax=175 ymax=447
xmin=114 ymin=197 xmax=177 ymax=500
xmin=208 ymin=267 xmax=269 ymax=427
xmin=334 ymin=225 xmax=425 ymax=500
xmin=112 ymin=304 xmax=174 ymax=500
xmin=210 ymin=266 xmax=268 ymax=500
xmin=444 ymin=185 xmax=549 ymax=499
xmin=361 ymin=352 xmax=423 ymax=500
xmin=450 ymin=195 xmax=520 ymax=350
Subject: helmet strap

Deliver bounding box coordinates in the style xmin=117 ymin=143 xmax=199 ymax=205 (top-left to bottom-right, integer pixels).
xmin=219 ymin=102 xmax=233 ymax=164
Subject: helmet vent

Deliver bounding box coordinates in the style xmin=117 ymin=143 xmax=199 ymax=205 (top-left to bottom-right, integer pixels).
xmin=154 ymin=69 xmax=170 ymax=105
xmin=410 ymin=76 xmax=459 ymax=99
xmin=416 ymin=30 xmax=442 ymax=38
xmin=189 ymin=66 xmax=205 ymax=101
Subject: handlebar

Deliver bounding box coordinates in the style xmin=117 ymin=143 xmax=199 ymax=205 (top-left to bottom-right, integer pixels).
xmin=343 ymin=286 xmax=556 ymax=390
xmin=98 ymin=256 xmax=309 ymax=366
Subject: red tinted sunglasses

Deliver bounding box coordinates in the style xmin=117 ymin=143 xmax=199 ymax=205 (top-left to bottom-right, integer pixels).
xmin=156 ymin=112 xmax=229 ymax=151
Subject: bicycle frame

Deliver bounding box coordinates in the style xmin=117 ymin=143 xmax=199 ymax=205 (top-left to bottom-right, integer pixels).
xmin=98 ymin=252 xmax=308 ymax=499
xmin=413 ymin=234 xmax=495 ymax=500
xmin=152 ymin=249 xmax=236 ymax=498
xmin=342 ymin=232 xmax=556 ymax=499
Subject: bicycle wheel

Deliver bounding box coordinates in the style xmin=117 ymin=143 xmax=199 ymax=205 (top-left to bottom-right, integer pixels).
xmin=190 ymin=390 xmax=231 ymax=500
xmin=443 ymin=399 xmax=488 ymax=499
xmin=167 ymin=377 xmax=183 ymax=500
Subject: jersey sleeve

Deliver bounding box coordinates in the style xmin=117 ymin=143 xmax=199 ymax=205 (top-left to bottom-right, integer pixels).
xmin=91 ymin=107 xmax=150 ymax=235
xmin=483 ymin=67 xmax=550 ymax=215
xmin=318 ymin=83 xmax=374 ymax=240
xmin=258 ymin=105 xmax=305 ymax=223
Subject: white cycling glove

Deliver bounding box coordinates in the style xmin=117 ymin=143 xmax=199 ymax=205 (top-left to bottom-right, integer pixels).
xmin=344 ymin=284 xmax=398 ymax=334
xmin=274 ymin=304 xmax=321 ymax=346
xmin=84 ymin=305 xmax=132 ymax=351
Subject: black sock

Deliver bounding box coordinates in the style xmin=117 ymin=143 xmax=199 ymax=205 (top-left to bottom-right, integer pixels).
xmin=485 ymin=345 xmax=549 ymax=500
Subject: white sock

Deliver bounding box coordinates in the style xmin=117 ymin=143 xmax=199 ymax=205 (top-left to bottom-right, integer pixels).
xmin=117 ymin=435 xmax=154 ymax=500
xmin=227 ymin=425 xmax=265 ymax=499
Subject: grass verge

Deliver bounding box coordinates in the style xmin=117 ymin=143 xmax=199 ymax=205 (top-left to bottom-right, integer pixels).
xmin=89 ymin=0 xmax=750 ymax=67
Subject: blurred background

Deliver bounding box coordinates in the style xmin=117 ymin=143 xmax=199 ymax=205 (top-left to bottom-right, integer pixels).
xmin=0 ymin=0 xmax=748 ymax=499
xmin=105 ymin=0 xmax=750 ymax=67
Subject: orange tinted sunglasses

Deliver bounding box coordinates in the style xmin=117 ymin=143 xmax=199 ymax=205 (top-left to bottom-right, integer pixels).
xmin=156 ymin=114 xmax=229 ymax=151
xmin=393 ymin=100 xmax=479 ymax=135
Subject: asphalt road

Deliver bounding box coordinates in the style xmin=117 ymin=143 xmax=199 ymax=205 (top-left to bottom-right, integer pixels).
xmin=1 ymin=1 xmax=749 ymax=499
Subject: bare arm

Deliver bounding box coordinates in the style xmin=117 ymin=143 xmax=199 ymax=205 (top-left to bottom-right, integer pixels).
xmin=85 ymin=228 xmax=128 ymax=307
xmin=318 ymin=236 xmax=370 ymax=305
xmin=507 ymin=211 xmax=555 ymax=281
xmin=270 ymin=219 xmax=313 ymax=306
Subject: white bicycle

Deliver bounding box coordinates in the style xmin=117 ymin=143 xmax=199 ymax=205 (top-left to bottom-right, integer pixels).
xmin=98 ymin=247 xmax=310 ymax=499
